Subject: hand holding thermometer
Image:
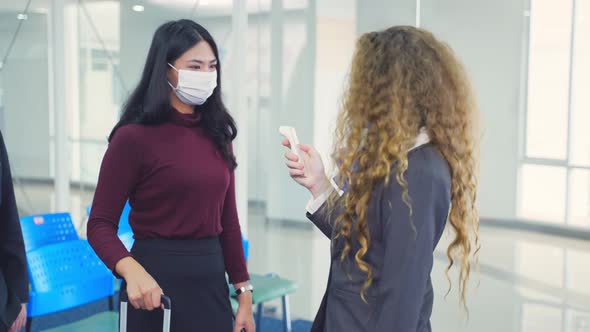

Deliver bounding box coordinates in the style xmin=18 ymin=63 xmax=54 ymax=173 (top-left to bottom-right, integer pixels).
xmin=279 ymin=126 xmax=306 ymax=175
xmin=279 ymin=126 xmax=301 ymax=158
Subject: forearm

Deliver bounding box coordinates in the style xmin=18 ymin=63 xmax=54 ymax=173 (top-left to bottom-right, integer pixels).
xmin=115 ymin=256 xmax=145 ymax=279
xmin=233 ymin=281 xmax=253 ymax=307
xmin=309 ymin=175 xmax=331 ymax=199
xmin=87 ymin=219 xmax=132 ymax=277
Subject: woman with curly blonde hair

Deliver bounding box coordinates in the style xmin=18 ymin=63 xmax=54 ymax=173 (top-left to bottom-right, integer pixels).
xmin=282 ymin=26 xmax=480 ymax=331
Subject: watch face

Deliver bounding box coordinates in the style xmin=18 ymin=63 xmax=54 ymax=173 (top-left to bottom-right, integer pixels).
xmin=235 ymin=285 xmax=253 ymax=296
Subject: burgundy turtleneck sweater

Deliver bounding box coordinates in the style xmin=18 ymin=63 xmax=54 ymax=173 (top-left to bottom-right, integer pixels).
xmin=87 ymin=109 xmax=249 ymax=283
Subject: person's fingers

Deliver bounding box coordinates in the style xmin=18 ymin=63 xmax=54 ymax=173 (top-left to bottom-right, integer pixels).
xmin=10 ymin=306 xmax=25 ymax=332
xmin=244 ymin=320 xmax=255 ymax=332
xmin=284 ymin=151 xmax=299 ymax=162
xmin=289 ymin=169 xmax=304 ymax=177
xmin=233 ymin=319 xmax=245 ymax=332
xmin=281 ymin=139 xmax=290 ymax=148
xmin=151 ymin=290 xmax=162 ymax=311
xmin=129 ymin=293 xmax=143 ymax=310
xmin=285 ymin=160 xmax=304 ymax=170
xmin=143 ymin=291 xmax=155 ymax=311
xmin=13 ymin=315 xmax=21 ymax=330
xmin=134 ymin=299 xmax=144 ymax=310
xmin=299 ymin=144 xmax=313 ymax=154
xmin=150 ymin=293 xmax=159 ymax=311
xmin=299 ymin=144 xmax=316 ymax=162
xmin=18 ymin=314 xmax=26 ymax=329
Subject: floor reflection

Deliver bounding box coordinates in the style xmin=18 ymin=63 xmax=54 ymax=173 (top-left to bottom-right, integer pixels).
xmin=14 ymin=184 xmax=590 ymax=331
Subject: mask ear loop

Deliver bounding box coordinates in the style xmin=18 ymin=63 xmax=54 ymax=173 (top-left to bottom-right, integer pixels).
xmin=167 ymin=63 xmax=179 ymax=72
xmin=167 ymin=63 xmax=179 ymax=89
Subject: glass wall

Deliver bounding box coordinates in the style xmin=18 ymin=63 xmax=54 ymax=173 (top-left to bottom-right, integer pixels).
xmin=2 ymin=1 xmax=587 ymax=232
xmin=519 ymin=0 xmax=590 ymax=228
xmin=0 ymin=5 xmax=52 ymax=216
xmin=1 ymin=1 xmax=588 ymax=234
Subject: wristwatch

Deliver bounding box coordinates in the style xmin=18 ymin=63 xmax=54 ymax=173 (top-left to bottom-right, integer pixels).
xmin=235 ymin=284 xmax=254 ymax=297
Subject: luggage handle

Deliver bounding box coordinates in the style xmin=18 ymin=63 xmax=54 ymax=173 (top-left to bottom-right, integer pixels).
xmin=119 ymin=288 xmax=172 ymax=332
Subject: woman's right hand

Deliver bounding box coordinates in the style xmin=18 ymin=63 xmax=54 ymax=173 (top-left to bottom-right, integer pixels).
xmin=281 ymin=139 xmax=331 ymax=198
xmin=116 ymin=257 xmax=163 ymax=311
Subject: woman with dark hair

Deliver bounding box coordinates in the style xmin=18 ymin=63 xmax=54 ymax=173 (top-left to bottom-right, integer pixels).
xmin=87 ymin=20 xmax=254 ymax=332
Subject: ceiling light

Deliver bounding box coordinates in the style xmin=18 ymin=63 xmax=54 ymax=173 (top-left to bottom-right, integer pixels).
xmin=132 ymin=5 xmax=145 ymax=12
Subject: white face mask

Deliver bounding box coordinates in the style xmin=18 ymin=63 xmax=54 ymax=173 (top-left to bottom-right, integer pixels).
xmin=167 ymin=63 xmax=218 ymax=106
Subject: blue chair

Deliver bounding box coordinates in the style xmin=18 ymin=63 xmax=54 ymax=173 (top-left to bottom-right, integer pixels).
xmin=26 ymin=240 xmax=115 ymax=331
xmin=231 ymin=239 xmax=298 ymax=332
xmin=87 ymin=201 xmax=132 ymax=236
xmin=116 ymin=202 xmax=132 ymax=235
xmin=118 ymin=232 xmax=134 ymax=251
xmin=20 ymin=213 xmax=79 ymax=252
xmin=242 ymin=237 xmax=249 ymax=260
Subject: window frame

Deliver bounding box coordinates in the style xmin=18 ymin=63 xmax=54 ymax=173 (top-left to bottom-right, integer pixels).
xmin=518 ymin=0 xmax=590 ymax=226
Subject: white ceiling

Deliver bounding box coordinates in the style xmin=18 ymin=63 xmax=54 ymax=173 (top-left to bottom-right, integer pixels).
xmin=0 ymin=0 xmax=309 ymax=17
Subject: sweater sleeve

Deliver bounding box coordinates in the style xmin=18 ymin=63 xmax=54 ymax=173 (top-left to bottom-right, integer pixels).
xmin=0 ymin=131 xmax=29 ymax=303
xmin=87 ymin=126 xmax=142 ymax=275
xmin=219 ymin=146 xmax=249 ymax=284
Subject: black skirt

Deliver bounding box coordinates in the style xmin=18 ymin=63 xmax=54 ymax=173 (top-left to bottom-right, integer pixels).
xmin=120 ymin=237 xmax=233 ymax=332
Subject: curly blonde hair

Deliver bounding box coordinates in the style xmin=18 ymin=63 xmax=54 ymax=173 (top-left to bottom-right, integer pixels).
xmin=328 ymin=26 xmax=480 ymax=308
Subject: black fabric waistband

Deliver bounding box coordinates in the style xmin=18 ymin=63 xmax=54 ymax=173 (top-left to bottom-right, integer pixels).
xmin=131 ymin=237 xmax=222 ymax=256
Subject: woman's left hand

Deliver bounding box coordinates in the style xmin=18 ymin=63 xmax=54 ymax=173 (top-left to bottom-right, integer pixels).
xmin=234 ymin=292 xmax=255 ymax=332
xmin=8 ymin=303 xmax=27 ymax=332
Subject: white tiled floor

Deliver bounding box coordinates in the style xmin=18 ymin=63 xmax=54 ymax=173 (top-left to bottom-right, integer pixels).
xmin=15 ymin=184 xmax=590 ymax=332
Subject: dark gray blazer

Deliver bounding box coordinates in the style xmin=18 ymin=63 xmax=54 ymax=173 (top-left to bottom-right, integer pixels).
xmin=308 ymin=144 xmax=451 ymax=332
xmin=0 ymin=131 xmax=29 ymax=330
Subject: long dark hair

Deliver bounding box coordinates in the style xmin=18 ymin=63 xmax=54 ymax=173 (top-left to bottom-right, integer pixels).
xmin=109 ymin=19 xmax=237 ymax=170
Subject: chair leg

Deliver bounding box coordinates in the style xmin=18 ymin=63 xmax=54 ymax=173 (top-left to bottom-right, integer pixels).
xmin=282 ymin=295 xmax=292 ymax=332
xmin=255 ymin=303 xmax=263 ymax=331
xmin=26 ymin=318 xmax=32 ymax=332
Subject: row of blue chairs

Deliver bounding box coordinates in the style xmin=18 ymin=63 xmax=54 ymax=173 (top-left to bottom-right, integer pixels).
xmin=19 ymin=203 xmax=249 ymax=331
xmin=20 ymin=204 xmax=297 ymax=332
